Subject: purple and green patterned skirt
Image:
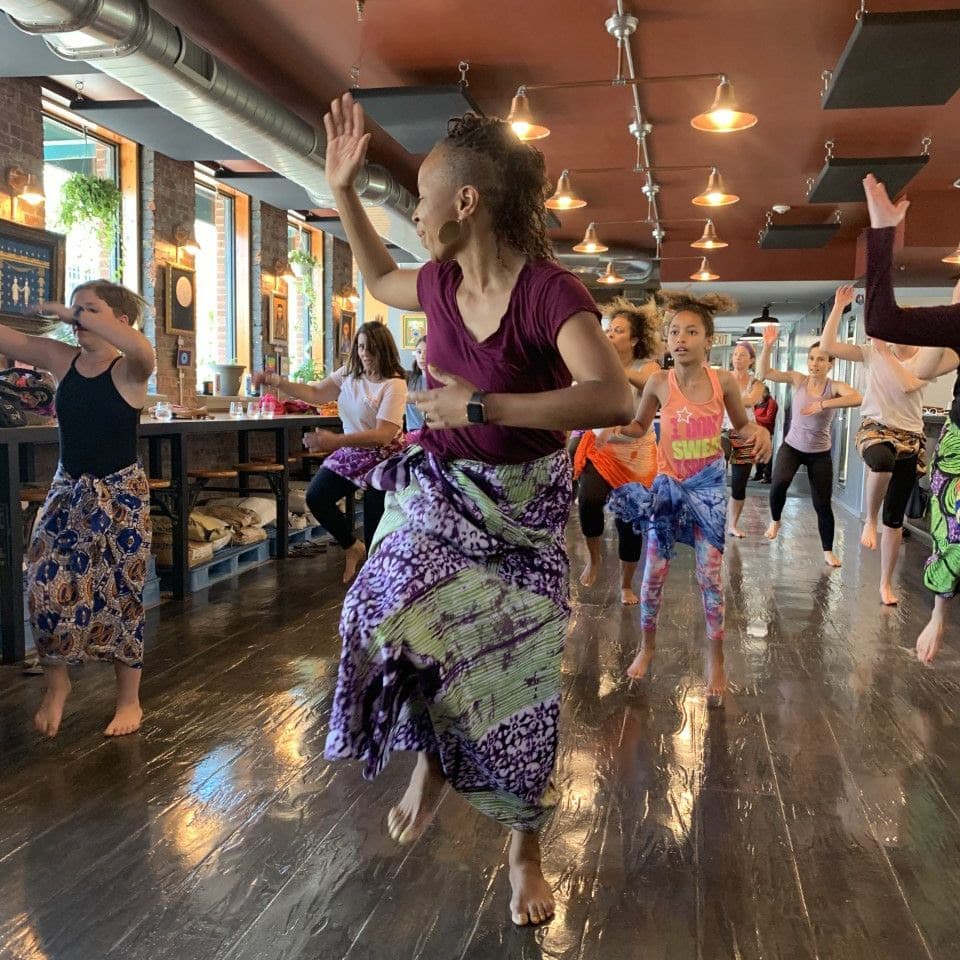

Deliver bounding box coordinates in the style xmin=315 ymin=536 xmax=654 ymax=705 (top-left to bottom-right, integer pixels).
xmin=26 ymin=460 xmax=152 ymax=668
xmin=325 ymin=445 xmax=572 ymax=831
xmin=322 ymin=435 xmax=406 ymax=488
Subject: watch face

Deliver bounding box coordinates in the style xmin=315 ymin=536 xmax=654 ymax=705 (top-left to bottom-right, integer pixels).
xmin=467 ymin=400 xmax=485 ymax=425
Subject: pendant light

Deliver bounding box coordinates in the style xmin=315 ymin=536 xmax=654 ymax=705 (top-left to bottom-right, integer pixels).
xmin=545 ymin=170 xmax=587 ymax=210
xmin=690 ymin=219 xmax=728 ymax=249
xmin=690 ymin=79 xmax=758 ymax=133
xmin=692 ymin=168 xmax=739 ymax=207
xmin=689 ymin=257 xmax=719 ymax=281
xmin=572 ymin=223 xmax=608 ymax=254
xmin=942 ymin=243 xmax=960 ymax=265
xmin=507 ymin=90 xmax=550 ymax=141
xmin=597 ymin=261 xmax=625 ymax=284
xmin=750 ymin=305 xmax=779 ymax=328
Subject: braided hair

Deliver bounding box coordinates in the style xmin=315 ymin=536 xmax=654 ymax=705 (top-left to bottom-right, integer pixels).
xmin=442 ymin=114 xmax=554 ymax=262
xmin=656 ymin=291 xmax=737 ymax=338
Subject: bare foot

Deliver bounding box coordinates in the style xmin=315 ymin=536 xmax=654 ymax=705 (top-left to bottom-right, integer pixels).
xmin=342 ymin=540 xmax=366 ymax=584
xmin=705 ymin=644 xmax=726 ymax=707
xmin=627 ymin=642 xmax=655 ymax=680
xmin=579 ymin=561 xmax=599 ymax=588
xmin=860 ymin=522 xmax=878 ymax=550
xmin=621 ymin=587 xmax=640 ymax=606
xmin=728 ymin=526 xmax=746 ymax=539
xmin=879 ymin=583 xmax=899 ymax=606
xmin=824 ymin=551 xmax=842 ymax=568
xmin=916 ymin=617 xmax=944 ymax=665
xmin=764 ymin=521 xmax=781 ymax=541
xmin=33 ymin=670 xmax=71 ymax=738
xmin=387 ymin=752 xmax=445 ymax=844
xmin=104 ymin=702 xmax=142 ymax=736
xmin=508 ymin=832 xmax=555 ymax=926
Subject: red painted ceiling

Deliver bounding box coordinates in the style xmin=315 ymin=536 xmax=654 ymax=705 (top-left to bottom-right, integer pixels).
xmin=152 ymin=0 xmax=960 ymax=285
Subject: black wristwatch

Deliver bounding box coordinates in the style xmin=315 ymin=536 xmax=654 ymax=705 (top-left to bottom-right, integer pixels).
xmin=466 ymin=391 xmax=488 ymax=425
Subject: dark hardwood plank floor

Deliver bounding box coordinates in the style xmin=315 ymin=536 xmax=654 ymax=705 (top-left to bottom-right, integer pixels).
xmin=2 ymin=487 xmax=959 ymax=959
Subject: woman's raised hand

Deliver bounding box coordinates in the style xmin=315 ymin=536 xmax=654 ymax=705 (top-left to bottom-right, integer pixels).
xmin=862 ymin=174 xmax=909 ymax=229
xmin=762 ymin=324 xmax=779 ymax=347
xmin=323 ymin=92 xmax=372 ymax=192
xmin=834 ymin=284 xmax=856 ymax=310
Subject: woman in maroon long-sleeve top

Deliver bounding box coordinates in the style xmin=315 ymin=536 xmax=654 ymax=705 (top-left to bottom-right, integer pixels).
xmin=863 ymin=173 xmax=960 ymax=664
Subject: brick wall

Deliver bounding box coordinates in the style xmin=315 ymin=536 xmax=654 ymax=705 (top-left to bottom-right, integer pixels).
xmin=148 ymin=152 xmax=197 ymax=400
xmin=0 ymin=77 xmax=44 ymax=230
xmin=259 ymin=202 xmax=288 ymax=368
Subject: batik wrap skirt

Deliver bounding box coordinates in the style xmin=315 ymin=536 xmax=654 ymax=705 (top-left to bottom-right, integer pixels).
xmin=925 ymin=420 xmax=960 ymax=597
xmin=325 ymin=445 xmax=572 ymax=832
xmin=26 ymin=460 xmax=151 ymax=668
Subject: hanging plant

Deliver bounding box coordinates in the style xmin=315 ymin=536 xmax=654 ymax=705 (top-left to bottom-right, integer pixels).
xmin=57 ymin=172 xmax=122 ymax=252
xmin=288 ymin=245 xmax=321 ymax=335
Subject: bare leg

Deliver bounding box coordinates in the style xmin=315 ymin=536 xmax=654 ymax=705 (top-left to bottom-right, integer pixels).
xmin=105 ymin=662 xmax=143 ymax=736
xmin=764 ymin=520 xmax=781 ymax=541
xmin=917 ymin=595 xmax=948 ymax=665
xmin=879 ymin=525 xmax=902 ymax=605
xmin=34 ymin=663 xmax=71 ymax=738
xmin=387 ymin=751 xmax=446 ymax=844
xmin=627 ymin=628 xmax=656 ymax=679
xmin=508 ymin=829 xmax=555 ymax=926
xmin=342 ymin=540 xmax=366 ymax=584
xmin=861 ymin=470 xmax=892 ymax=550
xmin=620 ymin=560 xmax=639 ymax=605
xmin=579 ymin=536 xmax=602 ymax=587
xmin=727 ymin=498 xmax=746 ymax=538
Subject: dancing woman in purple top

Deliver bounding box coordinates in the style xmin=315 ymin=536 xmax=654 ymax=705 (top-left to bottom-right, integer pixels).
xmin=862 ymin=173 xmax=960 ymax=664
xmin=320 ymin=93 xmax=632 ymax=927
xmin=758 ymin=324 xmax=862 ymax=567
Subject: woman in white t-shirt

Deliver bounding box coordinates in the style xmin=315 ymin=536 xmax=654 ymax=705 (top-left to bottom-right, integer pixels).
xmin=821 ymin=285 xmax=959 ymax=604
xmin=255 ymin=321 xmax=408 ymax=582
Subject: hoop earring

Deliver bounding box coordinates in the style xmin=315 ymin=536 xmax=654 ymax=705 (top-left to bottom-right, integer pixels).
xmin=438 ymin=219 xmax=462 ymax=245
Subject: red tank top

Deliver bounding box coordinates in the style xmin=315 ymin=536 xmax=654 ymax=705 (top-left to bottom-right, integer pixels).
xmin=658 ymin=366 xmax=725 ymax=480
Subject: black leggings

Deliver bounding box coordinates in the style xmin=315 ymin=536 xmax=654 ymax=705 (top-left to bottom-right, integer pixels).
xmin=578 ymin=461 xmax=644 ymax=563
xmin=730 ymin=462 xmax=752 ymax=501
xmin=862 ymin=443 xmax=919 ymax=530
xmin=305 ymin=466 xmax=386 ymax=550
xmin=769 ymin=443 xmax=835 ymax=550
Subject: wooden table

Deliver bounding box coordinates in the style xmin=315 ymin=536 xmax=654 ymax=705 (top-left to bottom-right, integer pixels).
xmin=0 ymin=413 xmax=339 ymax=664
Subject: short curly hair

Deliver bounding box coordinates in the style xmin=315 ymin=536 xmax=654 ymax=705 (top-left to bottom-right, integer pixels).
xmin=602 ymin=295 xmax=662 ymax=360
xmin=440 ymin=114 xmax=554 ymax=262
xmin=657 ymin=291 xmax=737 ymax=338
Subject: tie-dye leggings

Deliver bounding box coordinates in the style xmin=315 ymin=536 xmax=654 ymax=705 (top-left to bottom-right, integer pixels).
xmin=640 ymin=523 xmax=725 ymax=642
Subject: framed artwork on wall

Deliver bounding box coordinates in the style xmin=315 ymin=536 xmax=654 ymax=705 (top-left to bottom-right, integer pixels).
xmin=268 ymin=293 xmax=289 ymax=346
xmin=164 ymin=262 xmax=196 ymax=335
xmin=338 ymin=309 xmax=356 ymax=358
xmin=0 ymin=220 xmax=65 ymax=333
xmin=401 ymin=312 xmax=427 ymax=349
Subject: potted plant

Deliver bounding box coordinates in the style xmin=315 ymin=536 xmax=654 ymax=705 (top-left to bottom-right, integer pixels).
xmin=288 ymin=246 xmax=320 ymax=318
xmin=210 ymin=357 xmax=246 ymax=396
xmin=57 ymin=172 xmax=122 ymax=253
xmin=291 ymin=356 xmax=323 ymax=383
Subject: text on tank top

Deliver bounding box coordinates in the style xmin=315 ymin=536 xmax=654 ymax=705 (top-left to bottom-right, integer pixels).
xmin=658 ymin=366 xmax=726 ymax=480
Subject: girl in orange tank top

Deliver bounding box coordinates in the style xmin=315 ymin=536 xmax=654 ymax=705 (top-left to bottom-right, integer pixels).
xmin=602 ymin=293 xmax=772 ymax=705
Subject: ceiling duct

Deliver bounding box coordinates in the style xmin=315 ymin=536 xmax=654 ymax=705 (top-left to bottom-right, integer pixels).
xmin=2 ymin=0 xmax=422 ymax=258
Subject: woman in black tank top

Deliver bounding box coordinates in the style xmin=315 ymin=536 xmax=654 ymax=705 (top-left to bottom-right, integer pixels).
xmin=0 ymin=280 xmax=155 ymax=739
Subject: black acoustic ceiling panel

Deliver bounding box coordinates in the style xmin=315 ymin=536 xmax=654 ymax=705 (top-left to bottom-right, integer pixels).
xmin=215 ymin=171 xmax=314 ymax=210
xmin=352 ymin=85 xmax=483 ymax=155
xmin=807 ymin=155 xmax=930 ymax=203
xmin=823 ymin=10 xmax=960 ymax=109
xmin=70 ymin=100 xmax=246 ymax=161
xmin=759 ymin=224 xmax=840 ymax=250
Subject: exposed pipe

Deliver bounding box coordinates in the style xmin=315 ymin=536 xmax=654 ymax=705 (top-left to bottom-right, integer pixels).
xmin=2 ymin=0 xmax=422 ymax=256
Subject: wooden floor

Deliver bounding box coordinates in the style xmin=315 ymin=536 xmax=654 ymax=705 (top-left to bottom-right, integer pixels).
xmin=2 ymin=486 xmax=960 ymax=960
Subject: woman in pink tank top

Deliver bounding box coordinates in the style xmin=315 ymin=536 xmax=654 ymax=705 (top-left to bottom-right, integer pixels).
xmin=758 ymin=324 xmax=862 ymax=568
xmin=604 ymin=292 xmax=772 ymax=705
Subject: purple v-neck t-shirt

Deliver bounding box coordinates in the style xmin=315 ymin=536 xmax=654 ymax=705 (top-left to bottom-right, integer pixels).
xmin=415 ymin=257 xmax=600 ymax=465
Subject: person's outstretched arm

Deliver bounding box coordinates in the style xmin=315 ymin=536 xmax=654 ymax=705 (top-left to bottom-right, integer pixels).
xmin=325 ymin=93 xmax=422 ymax=310
xmin=758 ymin=325 xmax=803 ymax=387
xmin=819 ymin=285 xmax=863 ymax=362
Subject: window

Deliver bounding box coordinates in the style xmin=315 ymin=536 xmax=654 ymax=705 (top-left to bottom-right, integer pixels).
xmin=285 ymin=223 xmax=323 ymax=379
xmin=43 ymin=115 xmax=119 ymax=289
xmin=194 ymin=183 xmax=237 ymax=365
